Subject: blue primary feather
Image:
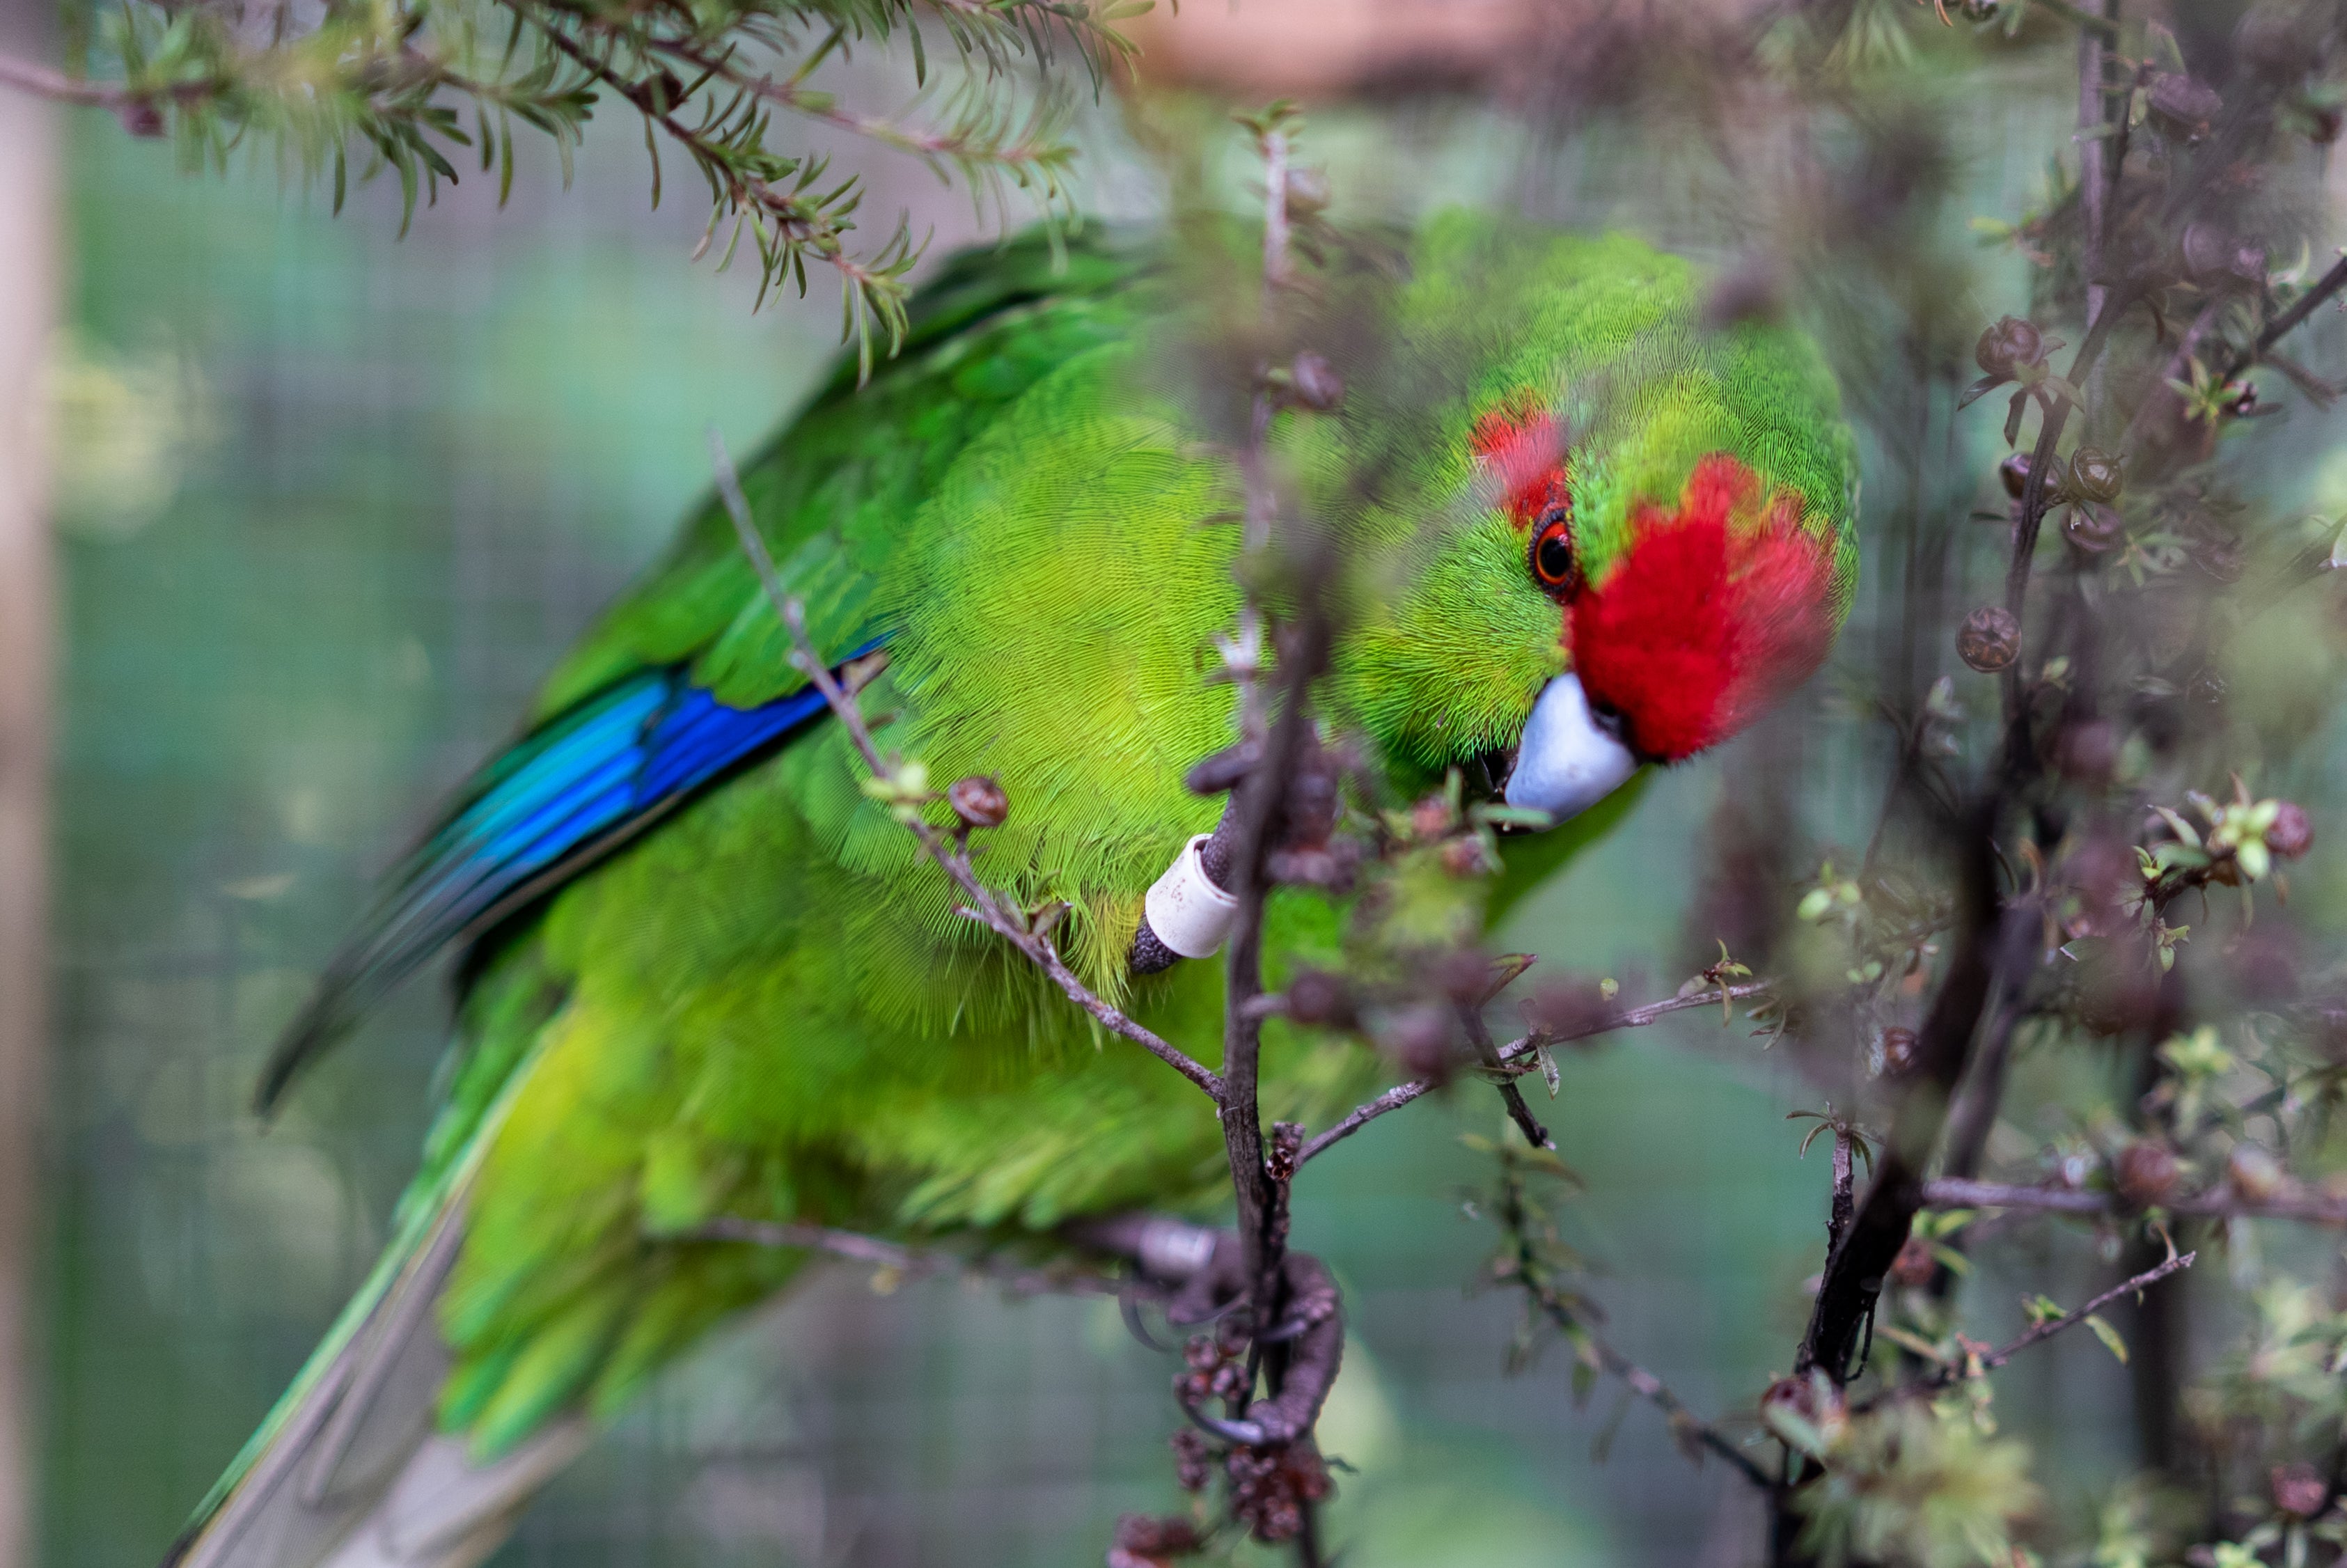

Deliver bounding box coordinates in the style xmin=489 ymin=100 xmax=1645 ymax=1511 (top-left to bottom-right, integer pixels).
xmin=256 ymin=646 xmax=879 ymax=1111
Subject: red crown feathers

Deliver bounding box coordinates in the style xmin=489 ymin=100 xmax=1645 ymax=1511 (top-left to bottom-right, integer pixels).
xmin=1569 ymin=455 xmax=1837 ymax=762
xmin=1470 ymin=407 xmax=1569 ymax=530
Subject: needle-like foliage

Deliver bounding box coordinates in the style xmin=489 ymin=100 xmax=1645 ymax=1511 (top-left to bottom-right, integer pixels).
xmin=38 ymin=0 xmax=1132 ymax=378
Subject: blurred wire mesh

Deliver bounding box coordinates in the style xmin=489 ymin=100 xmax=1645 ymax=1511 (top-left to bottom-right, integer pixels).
xmin=42 ymin=10 xmax=2341 ymax=1565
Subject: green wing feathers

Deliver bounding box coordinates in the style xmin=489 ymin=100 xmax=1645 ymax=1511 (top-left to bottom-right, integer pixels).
xmin=185 ymin=212 xmax=1862 ymax=1554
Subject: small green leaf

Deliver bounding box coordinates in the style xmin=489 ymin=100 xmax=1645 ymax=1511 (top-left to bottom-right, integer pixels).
xmin=2086 ymin=1314 xmax=2128 ymax=1365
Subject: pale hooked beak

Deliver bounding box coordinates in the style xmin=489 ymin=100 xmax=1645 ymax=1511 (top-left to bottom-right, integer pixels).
xmin=1501 ymin=673 xmax=1641 ymax=824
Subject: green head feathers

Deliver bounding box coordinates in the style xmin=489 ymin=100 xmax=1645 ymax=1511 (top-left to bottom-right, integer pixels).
xmin=1289 ymin=215 xmax=1860 ymax=792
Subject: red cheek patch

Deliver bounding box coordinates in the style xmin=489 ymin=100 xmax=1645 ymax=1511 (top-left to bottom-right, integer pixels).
xmin=1569 ymin=455 xmax=1838 ymax=762
xmin=1471 ymin=406 xmax=1569 ymax=531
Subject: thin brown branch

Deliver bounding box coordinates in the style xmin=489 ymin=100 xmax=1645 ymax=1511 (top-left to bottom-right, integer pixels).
xmin=690 ymin=1216 xmax=1143 ymax=1299
xmin=648 ymin=35 xmax=1064 ymax=170
xmin=1867 ymin=1246 xmax=2197 ymax=1407
xmin=2002 ymin=300 xmax=2125 ymax=731
xmin=2222 ymin=252 xmax=2347 ymax=384
xmin=1496 ymin=1166 xmax=1770 ymax=1490
xmin=2117 ymin=295 xmax=2225 ymax=459
xmin=710 ymin=433 xmax=1223 ymax=1099
xmin=1461 ymin=1001 xmax=1553 ymax=1151
xmin=1794 ymin=823 xmax=2006 ymax=1383
xmin=1828 ymin=1129 xmax=1855 ymax=1255
xmin=1922 ymin=1177 xmax=2347 ymax=1225
xmin=2075 ymin=0 xmax=2114 ymax=411
xmin=530 ymin=10 xmax=896 ymax=315
xmin=1526 ymin=1281 xmax=1775 ymax=1489
xmin=0 ymin=52 xmax=178 ymax=108
xmin=1298 ymin=982 xmax=1775 ymax=1166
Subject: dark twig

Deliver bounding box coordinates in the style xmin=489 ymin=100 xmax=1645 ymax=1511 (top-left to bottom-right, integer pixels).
xmin=1922 ymin=1177 xmax=2347 ymax=1225
xmin=712 ymin=433 xmax=1223 ymax=1098
xmin=1865 ymin=1246 xmax=2197 ymax=1406
xmin=1493 ymin=1157 xmax=1771 ymax=1489
xmin=1793 ymin=826 xmax=2008 ymax=1383
xmin=1525 ymin=1285 xmax=1775 ymax=1489
xmin=1828 ymin=1128 xmax=1856 ymax=1255
xmin=1461 ymin=1001 xmax=1554 ymax=1151
xmin=1298 ymin=982 xmax=1775 ymax=1166
xmin=0 ymin=51 xmax=214 ymax=109
xmin=2221 ymin=253 xmax=2347 ymax=384
xmin=2118 ymin=295 xmax=2227 ymax=460
xmin=689 ymin=1216 xmax=1148 ymax=1300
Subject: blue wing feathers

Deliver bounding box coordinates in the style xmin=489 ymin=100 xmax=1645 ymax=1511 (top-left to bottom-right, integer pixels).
xmin=256 ymin=648 xmax=877 ymax=1112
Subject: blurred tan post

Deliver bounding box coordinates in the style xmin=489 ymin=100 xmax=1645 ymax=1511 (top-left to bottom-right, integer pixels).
xmin=0 ymin=0 xmax=55 ymax=1558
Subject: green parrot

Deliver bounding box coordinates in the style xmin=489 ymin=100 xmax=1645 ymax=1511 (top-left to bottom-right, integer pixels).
xmin=167 ymin=212 xmax=1859 ymax=1568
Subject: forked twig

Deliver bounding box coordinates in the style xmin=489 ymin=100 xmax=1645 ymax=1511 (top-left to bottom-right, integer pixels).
xmin=1299 ymin=982 xmax=1775 ymax=1166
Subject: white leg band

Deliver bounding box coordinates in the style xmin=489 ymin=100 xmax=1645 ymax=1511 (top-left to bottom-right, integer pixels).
xmin=1136 ymin=1217 xmax=1221 ymax=1281
xmin=1143 ymin=833 xmax=1239 ymax=960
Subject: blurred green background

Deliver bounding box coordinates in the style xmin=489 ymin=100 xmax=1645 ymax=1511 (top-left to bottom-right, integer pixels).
xmin=40 ymin=40 xmax=2340 ymax=1566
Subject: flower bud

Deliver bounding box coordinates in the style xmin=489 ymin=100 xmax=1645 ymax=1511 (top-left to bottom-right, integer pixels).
xmin=1761 ymin=1373 xmax=1848 ymax=1449
xmin=118 ymin=100 xmax=167 ymax=139
xmin=2114 ymin=1140 xmax=2181 ymax=1208
xmin=1385 ymin=1005 xmax=1457 ymax=1083
xmin=946 ymin=775 xmax=1010 ymax=829
xmin=1975 ymin=315 xmax=2046 ymax=378
xmin=2272 ymin=1462 xmax=2328 ymax=1521
xmin=1282 ymin=969 xmax=1358 ymax=1029
xmin=1287 ymin=352 xmax=1344 ymax=411
xmin=2147 ymin=74 xmax=2222 ymax=143
xmin=1112 ymin=1512 xmax=1206 ymax=1565
xmin=2268 ymin=801 xmax=2314 ymax=859
xmin=1956 ymin=606 xmax=2021 ymax=673
xmin=1441 ymin=835 xmax=1498 ymax=878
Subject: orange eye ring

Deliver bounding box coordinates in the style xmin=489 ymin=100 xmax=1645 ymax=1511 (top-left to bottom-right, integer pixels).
xmin=1528 ymin=508 xmax=1578 ymax=599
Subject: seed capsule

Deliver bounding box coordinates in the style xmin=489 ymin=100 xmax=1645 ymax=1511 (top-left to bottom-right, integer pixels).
xmin=1282 ymin=969 xmax=1358 ymax=1028
xmin=2066 ymin=446 xmax=2124 ymax=503
xmin=1956 ymin=606 xmax=2021 ymax=673
xmin=2272 ymin=1463 xmax=2328 ymax=1521
xmin=1975 ymin=315 xmax=2046 ymax=378
xmin=946 ymin=775 xmax=1010 ymax=829
xmin=2146 ymin=73 xmax=2222 ymax=143
xmin=2114 ymin=1140 xmax=2181 ymax=1208
xmin=2064 ymin=503 xmax=2124 ymax=554
xmin=1997 ymin=452 xmax=2033 ymax=499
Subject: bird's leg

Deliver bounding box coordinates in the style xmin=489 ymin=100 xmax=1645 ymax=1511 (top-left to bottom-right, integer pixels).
xmin=1129 ymin=727 xmax=1344 ymax=974
xmin=1128 ymin=801 xmax=1241 ymax=974
xmin=1067 ymin=1214 xmax=1346 ymax=1449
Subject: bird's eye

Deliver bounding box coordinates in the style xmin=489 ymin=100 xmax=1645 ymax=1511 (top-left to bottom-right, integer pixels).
xmin=1528 ymin=508 xmax=1578 ymax=599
